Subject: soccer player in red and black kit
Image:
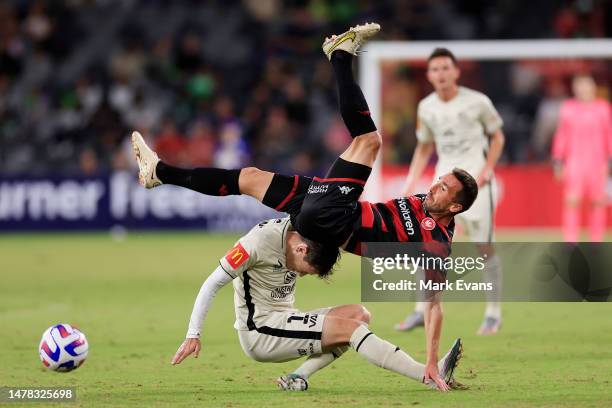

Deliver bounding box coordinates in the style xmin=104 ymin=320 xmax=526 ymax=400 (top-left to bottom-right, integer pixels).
xmin=132 ymin=23 xmax=478 ymax=387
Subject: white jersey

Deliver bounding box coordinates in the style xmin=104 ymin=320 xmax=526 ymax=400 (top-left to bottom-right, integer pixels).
xmin=416 ymin=86 xmax=503 ymax=178
xmin=219 ymin=217 xmax=299 ymax=331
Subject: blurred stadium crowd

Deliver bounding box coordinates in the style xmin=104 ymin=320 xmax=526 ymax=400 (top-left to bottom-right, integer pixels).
xmin=0 ymin=0 xmax=610 ymax=176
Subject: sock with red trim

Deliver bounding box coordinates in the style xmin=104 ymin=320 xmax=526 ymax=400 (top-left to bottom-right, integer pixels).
xmin=330 ymin=50 xmax=377 ymax=138
xmin=155 ymin=162 xmax=241 ymax=196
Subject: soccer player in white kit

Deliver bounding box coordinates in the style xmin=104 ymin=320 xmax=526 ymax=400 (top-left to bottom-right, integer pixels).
xmin=170 ymin=216 xmax=463 ymax=391
xmin=396 ymin=48 xmax=506 ymax=335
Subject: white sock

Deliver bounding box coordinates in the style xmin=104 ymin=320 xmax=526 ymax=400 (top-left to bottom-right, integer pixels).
xmin=349 ymin=324 xmax=424 ymax=382
xmin=485 ymin=302 xmax=501 ymax=319
xmin=293 ymin=346 xmax=349 ymax=379
xmin=484 ymin=255 xmax=503 ymax=319
xmin=414 ymin=302 xmax=426 ymax=313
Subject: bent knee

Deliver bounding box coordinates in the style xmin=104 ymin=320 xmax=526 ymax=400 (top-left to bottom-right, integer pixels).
xmin=239 ymin=167 xmax=263 ymax=184
xmin=355 ymin=132 xmax=382 ymax=152
xmin=341 ymin=304 xmax=371 ymax=324
xmin=238 ymin=167 xmax=273 ymax=200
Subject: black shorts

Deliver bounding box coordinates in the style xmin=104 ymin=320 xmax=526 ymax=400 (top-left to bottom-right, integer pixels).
xmin=262 ymin=174 xmax=364 ymax=246
xmin=262 ymin=174 xmax=311 ymax=220
xmin=295 ymin=176 xmax=365 ymax=246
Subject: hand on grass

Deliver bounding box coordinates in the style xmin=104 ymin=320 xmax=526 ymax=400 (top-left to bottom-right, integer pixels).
xmin=423 ymin=363 xmax=449 ymax=391
xmin=171 ymin=338 xmax=201 ymax=365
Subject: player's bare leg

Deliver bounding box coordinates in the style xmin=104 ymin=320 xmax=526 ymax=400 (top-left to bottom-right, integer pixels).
xmin=339 ymin=131 xmax=382 ymax=168
xmin=277 ymin=304 xmax=370 ymax=391
xmin=237 ymin=167 xmax=274 ymax=202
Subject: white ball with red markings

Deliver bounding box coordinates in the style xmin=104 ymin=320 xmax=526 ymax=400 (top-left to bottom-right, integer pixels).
xmin=39 ymin=324 xmax=88 ymax=372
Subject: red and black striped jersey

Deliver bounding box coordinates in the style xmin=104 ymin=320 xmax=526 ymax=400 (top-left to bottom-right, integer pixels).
xmin=264 ymin=175 xmax=455 ymax=256
xmin=345 ymin=194 xmax=455 ymax=256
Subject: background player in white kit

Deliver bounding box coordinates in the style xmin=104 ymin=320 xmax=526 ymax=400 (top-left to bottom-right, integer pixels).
xmin=170 ymin=216 xmax=462 ymax=391
xmin=397 ymin=48 xmax=505 ymax=335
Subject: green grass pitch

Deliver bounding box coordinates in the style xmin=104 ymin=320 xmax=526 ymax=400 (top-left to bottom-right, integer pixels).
xmin=1 ymin=232 xmax=611 ymax=407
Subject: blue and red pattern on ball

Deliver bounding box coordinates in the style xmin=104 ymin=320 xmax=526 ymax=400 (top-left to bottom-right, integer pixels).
xmin=56 ymin=324 xmax=72 ymax=338
xmin=41 ymin=340 xmax=60 ymax=362
xmin=64 ymin=336 xmax=86 ymax=357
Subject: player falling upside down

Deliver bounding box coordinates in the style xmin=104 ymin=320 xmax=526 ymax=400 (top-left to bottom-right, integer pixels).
xmin=132 ymin=22 xmax=478 ymax=386
xmin=169 ymin=215 xmax=462 ymax=391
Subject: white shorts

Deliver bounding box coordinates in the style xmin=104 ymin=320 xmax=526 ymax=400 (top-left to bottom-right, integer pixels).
xmin=455 ymin=179 xmax=498 ymax=242
xmin=237 ymin=307 xmax=331 ymax=363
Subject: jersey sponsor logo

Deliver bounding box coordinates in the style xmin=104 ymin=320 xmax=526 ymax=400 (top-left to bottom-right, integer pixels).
xmin=396 ymin=197 xmax=415 ymax=235
xmin=308 ymin=184 xmax=328 ymax=194
xmin=421 ymin=217 xmax=436 ymax=231
xmin=271 ymin=283 xmax=295 ymax=299
xmin=224 ymin=242 xmax=250 ymax=269
xmin=338 ymin=186 xmax=354 ymax=195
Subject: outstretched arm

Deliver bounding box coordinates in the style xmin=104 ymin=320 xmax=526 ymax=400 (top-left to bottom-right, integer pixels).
xmin=171 ymin=266 xmax=234 ymax=365
xmin=423 ymin=296 xmax=447 ymax=389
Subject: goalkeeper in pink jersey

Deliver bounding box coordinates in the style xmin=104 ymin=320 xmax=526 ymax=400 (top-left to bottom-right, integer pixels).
xmin=552 ymin=74 xmax=612 ymax=242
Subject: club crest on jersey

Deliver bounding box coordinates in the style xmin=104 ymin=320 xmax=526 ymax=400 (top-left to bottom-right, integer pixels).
xmin=421 ymin=217 xmax=436 ymax=231
xmin=284 ymin=271 xmax=297 ymax=284
xmin=224 ymin=242 xmax=250 ymax=269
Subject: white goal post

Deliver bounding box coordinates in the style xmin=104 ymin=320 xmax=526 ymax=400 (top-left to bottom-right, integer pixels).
xmin=358 ymin=39 xmax=612 ymax=201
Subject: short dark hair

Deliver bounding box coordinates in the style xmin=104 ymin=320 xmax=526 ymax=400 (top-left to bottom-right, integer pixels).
xmin=302 ymin=237 xmax=341 ymax=278
xmin=451 ymin=168 xmax=478 ymax=214
xmin=427 ymin=48 xmax=457 ymax=66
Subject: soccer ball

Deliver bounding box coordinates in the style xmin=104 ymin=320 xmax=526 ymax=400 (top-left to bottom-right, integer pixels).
xmin=39 ymin=324 xmax=88 ymax=372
